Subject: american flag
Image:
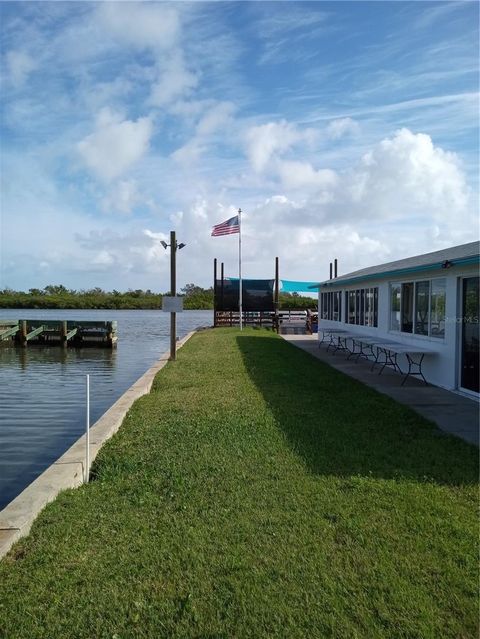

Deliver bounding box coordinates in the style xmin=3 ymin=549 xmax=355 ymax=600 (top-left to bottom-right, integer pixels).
xmin=211 ymin=215 xmax=240 ymax=237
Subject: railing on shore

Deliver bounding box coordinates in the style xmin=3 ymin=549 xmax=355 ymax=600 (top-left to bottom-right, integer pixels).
xmin=214 ymin=310 xmax=318 ymax=334
xmin=215 ymin=311 xmax=276 ymax=329
xmin=0 ymin=319 xmax=117 ymax=348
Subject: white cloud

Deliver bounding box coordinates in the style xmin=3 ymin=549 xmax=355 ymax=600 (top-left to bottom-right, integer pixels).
xmin=243 ymin=127 xmax=471 ymax=230
xmin=77 ymin=108 xmax=153 ymax=182
xmin=81 ymin=77 xmax=134 ymax=111
xmin=4 ymin=50 xmax=37 ymax=88
xmin=345 ymin=128 xmax=469 ymax=220
xmin=97 ymin=3 xmax=180 ymax=52
xmin=172 ymin=101 xmax=236 ymax=164
xmin=196 ymin=101 xmax=236 ymax=136
xmin=102 ymin=179 xmax=141 ymax=215
xmin=171 ymin=140 xmax=204 ymax=165
xmin=215 ymin=127 xmax=475 ymax=281
xmin=75 ymin=228 xmax=170 ymax=275
xmin=326 ymin=117 xmax=360 ymax=139
xmin=92 ymin=250 xmax=115 ymax=266
xmin=276 ymin=161 xmax=338 ymax=190
xmin=160 ymin=127 xmax=475 ymax=285
xmin=245 ymin=120 xmax=317 ymax=172
xmin=149 ymin=52 xmax=198 ymax=108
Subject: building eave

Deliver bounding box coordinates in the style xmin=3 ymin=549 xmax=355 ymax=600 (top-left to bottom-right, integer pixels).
xmin=309 ymin=255 xmax=480 ymax=290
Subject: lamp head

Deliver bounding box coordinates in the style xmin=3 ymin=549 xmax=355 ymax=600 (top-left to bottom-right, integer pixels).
xmin=160 ymin=240 xmax=168 ymax=249
xmin=178 ymin=243 xmax=186 ymax=250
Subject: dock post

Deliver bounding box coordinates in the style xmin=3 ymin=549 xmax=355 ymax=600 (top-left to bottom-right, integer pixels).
xmin=85 ymin=374 xmax=90 ymax=483
xmin=60 ymin=321 xmax=68 ymax=348
xmin=106 ymin=322 xmax=113 ymax=348
xmin=20 ymin=320 xmax=27 ymax=347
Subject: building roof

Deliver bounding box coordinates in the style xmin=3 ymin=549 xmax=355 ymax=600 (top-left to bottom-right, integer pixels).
xmin=310 ymin=241 xmax=480 ymax=289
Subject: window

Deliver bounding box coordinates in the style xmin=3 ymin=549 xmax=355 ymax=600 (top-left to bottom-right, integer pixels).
xmin=320 ymin=291 xmax=342 ymax=321
xmin=430 ymin=279 xmax=446 ymax=338
xmin=347 ymin=291 xmax=355 ymax=323
xmin=333 ymin=291 xmax=341 ymax=321
xmin=401 ymin=283 xmax=414 ymax=333
xmin=345 ymin=287 xmax=378 ymax=327
xmin=390 ymin=285 xmax=400 ymax=330
xmin=415 ymin=281 xmax=430 ymax=335
xmin=365 ymin=288 xmax=377 ymax=327
xmin=390 ymin=278 xmax=446 ymax=338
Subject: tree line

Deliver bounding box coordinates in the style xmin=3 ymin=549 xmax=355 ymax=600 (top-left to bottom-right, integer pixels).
xmin=0 ymin=284 xmax=316 ymax=310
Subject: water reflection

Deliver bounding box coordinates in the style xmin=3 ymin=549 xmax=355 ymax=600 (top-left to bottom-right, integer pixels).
xmin=0 ymin=309 xmax=212 ymax=509
xmin=1 ymin=344 xmax=118 ymax=372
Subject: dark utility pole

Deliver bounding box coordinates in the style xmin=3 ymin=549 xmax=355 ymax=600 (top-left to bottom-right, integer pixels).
xmin=161 ymin=231 xmax=185 ymax=361
xmin=170 ymin=230 xmax=177 ymax=361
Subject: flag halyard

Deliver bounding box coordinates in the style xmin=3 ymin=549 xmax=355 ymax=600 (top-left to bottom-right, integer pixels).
xmin=211 ymin=215 xmax=240 ymax=237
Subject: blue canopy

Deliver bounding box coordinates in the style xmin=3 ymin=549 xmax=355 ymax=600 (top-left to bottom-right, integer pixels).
xmin=280 ymin=280 xmax=318 ymax=293
xmin=225 ymin=277 xmax=317 ymax=294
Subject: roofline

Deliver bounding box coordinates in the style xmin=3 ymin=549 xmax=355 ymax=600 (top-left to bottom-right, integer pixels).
xmin=308 ymin=254 xmax=480 ymax=289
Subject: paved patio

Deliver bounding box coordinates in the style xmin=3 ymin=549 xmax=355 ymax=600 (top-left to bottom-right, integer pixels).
xmin=281 ymin=334 xmax=479 ymax=446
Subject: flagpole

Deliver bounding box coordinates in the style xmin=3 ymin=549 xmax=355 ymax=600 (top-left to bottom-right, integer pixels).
xmin=238 ymin=207 xmax=243 ymax=331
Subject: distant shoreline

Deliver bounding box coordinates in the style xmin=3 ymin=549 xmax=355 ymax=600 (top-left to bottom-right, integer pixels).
xmin=0 ymin=303 xmax=213 ymax=311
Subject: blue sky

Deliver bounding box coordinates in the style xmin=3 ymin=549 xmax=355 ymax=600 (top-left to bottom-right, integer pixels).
xmin=1 ymin=1 xmax=478 ymax=292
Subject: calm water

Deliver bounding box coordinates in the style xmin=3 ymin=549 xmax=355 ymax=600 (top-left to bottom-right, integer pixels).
xmin=0 ymin=309 xmax=213 ymax=509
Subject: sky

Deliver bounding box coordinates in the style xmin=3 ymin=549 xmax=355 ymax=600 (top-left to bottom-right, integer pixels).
xmin=0 ymin=0 xmax=479 ymax=293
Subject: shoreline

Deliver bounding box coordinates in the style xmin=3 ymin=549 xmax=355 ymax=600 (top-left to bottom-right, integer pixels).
xmin=0 ymin=329 xmax=197 ymax=560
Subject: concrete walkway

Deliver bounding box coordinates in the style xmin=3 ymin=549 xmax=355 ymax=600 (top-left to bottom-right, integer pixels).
xmin=281 ymin=334 xmax=479 ymax=446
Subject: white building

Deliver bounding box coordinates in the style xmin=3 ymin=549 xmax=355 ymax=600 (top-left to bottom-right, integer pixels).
xmin=312 ymin=242 xmax=479 ymax=397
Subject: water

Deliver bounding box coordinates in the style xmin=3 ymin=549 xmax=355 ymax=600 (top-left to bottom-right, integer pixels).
xmin=0 ymin=309 xmax=213 ymax=509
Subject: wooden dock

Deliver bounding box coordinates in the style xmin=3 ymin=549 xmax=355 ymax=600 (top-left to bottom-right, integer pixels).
xmin=215 ymin=311 xmax=276 ymax=329
xmin=278 ymin=311 xmax=308 ymax=335
xmin=0 ymin=320 xmax=117 ymax=348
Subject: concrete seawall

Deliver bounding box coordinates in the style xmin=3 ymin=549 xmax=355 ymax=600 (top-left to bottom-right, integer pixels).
xmin=0 ymin=330 xmax=197 ymax=560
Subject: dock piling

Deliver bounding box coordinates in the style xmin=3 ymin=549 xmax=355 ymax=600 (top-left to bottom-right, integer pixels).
xmin=85 ymin=374 xmax=90 ymax=483
xmin=0 ymin=319 xmax=117 ymax=348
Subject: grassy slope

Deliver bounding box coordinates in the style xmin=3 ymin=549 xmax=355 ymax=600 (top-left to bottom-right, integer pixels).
xmin=0 ymin=328 xmax=477 ymax=639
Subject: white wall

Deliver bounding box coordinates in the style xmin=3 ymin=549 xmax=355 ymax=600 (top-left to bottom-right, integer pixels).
xmin=317 ymin=264 xmax=479 ymax=391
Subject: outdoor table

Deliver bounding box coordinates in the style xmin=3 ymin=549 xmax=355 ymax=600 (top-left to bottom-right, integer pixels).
xmin=337 ymin=333 xmax=373 ymax=359
xmin=373 ymin=343 xmax=435 ymax=385
xmin=318 ymin=328 xmax=348 ymax=352
xmin=345 ymin=336 xmax=401 ymax=365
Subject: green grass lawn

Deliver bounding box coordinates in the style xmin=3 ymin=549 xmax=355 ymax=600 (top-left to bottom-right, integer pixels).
xmin=0 ymin=328 xmax=478 ymax=638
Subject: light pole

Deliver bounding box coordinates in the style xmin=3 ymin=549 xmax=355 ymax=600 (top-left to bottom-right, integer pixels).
xmin=161 ymin=230 xmax=186 ymax=361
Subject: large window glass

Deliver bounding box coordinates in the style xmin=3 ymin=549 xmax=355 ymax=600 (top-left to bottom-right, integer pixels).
xmin=320 ymin=291 xmax=342 ymax=321
xmin=461 ymin=277 xmax=479 ymax=393
xmin=333 ymin=291 xmax=341 ymax=321
xmin=415 ymin=281 xmax=430 ymax=335
xmin=401 ymin=283 xmax=414 ymax=333
xmin=365 ymin=289 xmax=373 ymax=327
xmin=391 ymin=278 xmax=446 ymax=338
xmin=345 ymin=287 xmax=378 ymax=327
xmin=390 ymin=285 xmax=401 ymax=330
xmin=348 ymin=291 xmax=355 ymax=323
xmin=430 ymin=279 xmax=446 ymax=338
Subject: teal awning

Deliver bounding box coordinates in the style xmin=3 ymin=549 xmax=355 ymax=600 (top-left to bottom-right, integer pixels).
xmin=280 ymin=280 xmax=318 ymax=293
xmin=226 ymin=277 xmax=317 ymax=294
